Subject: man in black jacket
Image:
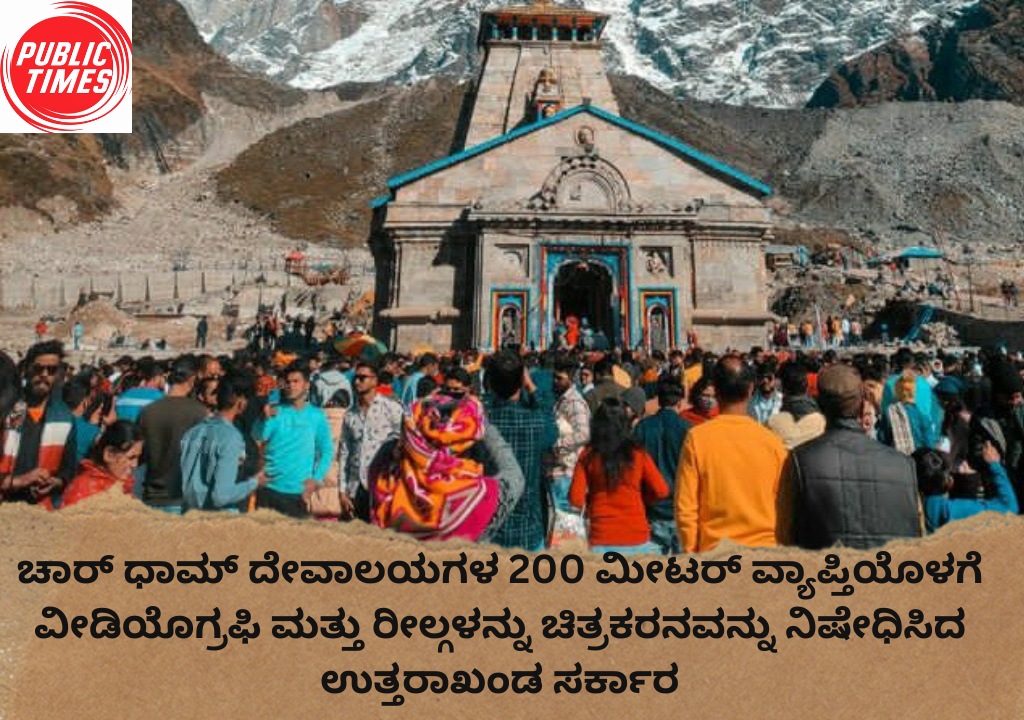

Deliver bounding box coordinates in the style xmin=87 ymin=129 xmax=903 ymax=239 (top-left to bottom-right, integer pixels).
xmin=777 ymin=363 xmax=921 ymax=550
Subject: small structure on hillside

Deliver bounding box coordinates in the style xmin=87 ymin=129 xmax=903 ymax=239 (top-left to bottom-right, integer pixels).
xmin=284 ymin=250 xmax=350 ymax=286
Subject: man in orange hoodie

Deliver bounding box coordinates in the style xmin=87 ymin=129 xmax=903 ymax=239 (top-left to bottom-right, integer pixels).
xmin=675 ymin=354 xmax=788 ymax=553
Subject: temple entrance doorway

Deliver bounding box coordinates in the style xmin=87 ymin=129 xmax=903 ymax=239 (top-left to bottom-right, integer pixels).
xmin=554 ymin=260 xmax=614 ymax=349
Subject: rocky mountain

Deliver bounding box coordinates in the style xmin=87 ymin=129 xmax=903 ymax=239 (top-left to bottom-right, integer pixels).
xmin=0 ymin=0 xmax=305 ymax=233
xmin=217 ymin=73 xmax=1024 ymax=252
xmin=114 ymin=0 xmax=306 ymax=170
xmin=5 ymin=0 xmax=1024 ymax=262
xmin=177 ymin=0 xmax=972 ymax=108
xmin=808 ymin=0 xmax=1024 ymax=107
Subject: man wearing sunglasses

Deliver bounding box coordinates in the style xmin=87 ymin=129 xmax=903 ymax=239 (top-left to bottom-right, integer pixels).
xmin=0 ymin=341 xmax=77 ymax=507
xmin=337 ymin=360 xmax=403 ymax=520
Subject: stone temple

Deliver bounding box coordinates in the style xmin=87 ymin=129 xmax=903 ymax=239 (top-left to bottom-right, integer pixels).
xmin=370 ymin=0 xmax=774 ymax=353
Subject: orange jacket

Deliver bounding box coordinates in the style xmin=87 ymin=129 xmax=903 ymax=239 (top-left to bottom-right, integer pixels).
xmin=570 ymin=446 xmax=668 ymax=547
xmin=675 ymin=414 xmax=788 ymax=553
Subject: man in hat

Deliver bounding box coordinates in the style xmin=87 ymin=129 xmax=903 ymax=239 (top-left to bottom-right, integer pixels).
xmin=584 ymin=357 xmax=623 ymax=414
xmin=622 ymin=386 xmax=648 ymax=426
xmin=777 ymin=363 xmax=921 ymax=550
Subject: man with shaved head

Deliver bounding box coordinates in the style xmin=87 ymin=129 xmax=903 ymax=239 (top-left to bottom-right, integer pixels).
xmin=675 ymin=354 xmax=789 ymax=553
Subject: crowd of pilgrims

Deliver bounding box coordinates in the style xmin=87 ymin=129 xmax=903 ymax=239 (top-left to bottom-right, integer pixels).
xmin=1 ymin=339 xmax=1021 ymax=554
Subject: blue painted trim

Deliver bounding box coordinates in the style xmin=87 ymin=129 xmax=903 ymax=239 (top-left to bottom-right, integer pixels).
xmin=385 ymin=108 xmax=582 ymax=191
xmin=373 ymin=104 xmax=772 ymax=207
xmin=369 ymin=194 xmax=391 ymax=209
xmin=585 ymin=106 xmax=773 ymax=197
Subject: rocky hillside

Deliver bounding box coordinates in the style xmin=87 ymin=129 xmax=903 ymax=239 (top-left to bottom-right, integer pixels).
xmin=808 ymin=0 xmax=1024 ymax=108
xmin=111 ymin=0 xmax=307 ymax=170
xmin=216 ymin=72 xmax=1024 ymax=251
xmin=0 ymin=0 xmax=306 ymax=233
xmin=217 ymin=78 xmax=466 ymax=244
xmin=0 ymin=135 xmax=115 ymax=224
xmin=4 ymin=0 xmax=1023 ymax=259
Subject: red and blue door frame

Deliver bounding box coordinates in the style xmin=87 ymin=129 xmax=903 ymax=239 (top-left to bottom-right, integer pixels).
xmin=538 ymin=243 xmax=632 ymax=350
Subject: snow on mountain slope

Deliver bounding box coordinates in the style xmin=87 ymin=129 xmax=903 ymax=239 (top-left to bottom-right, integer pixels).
xmin=178 ymin=0 xmax=972 ymax=107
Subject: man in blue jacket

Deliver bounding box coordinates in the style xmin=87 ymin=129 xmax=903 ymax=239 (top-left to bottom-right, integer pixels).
xmin=182 ymin=373 xmax=269 ymax=512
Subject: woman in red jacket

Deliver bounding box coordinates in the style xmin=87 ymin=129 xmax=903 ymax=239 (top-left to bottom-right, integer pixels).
xmin=569 ymin=397 xmax=668 ymax=555
xmin=62 ymin=421 xmax=142 ymax=508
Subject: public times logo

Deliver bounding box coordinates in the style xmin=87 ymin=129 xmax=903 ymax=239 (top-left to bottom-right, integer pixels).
xmin=0 ymin=1 xmax=131 ymax=133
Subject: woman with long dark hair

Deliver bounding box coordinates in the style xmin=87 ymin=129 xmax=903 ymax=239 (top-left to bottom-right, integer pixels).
xmin=62 ymin=420 xmax=142 ymax=508
xmin=569 ymin=397 xmax=668 ymax=555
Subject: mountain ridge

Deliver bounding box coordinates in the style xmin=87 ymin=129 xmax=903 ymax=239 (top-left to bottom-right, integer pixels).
xmin=808 ymin=0 xmax=1024 ymax=107
xmin=178 ymin=0 xmax=973 ymax=108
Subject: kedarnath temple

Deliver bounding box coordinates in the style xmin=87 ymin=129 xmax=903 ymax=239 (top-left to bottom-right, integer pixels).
xmin=370 ymin=0 xmax=775 ymax=352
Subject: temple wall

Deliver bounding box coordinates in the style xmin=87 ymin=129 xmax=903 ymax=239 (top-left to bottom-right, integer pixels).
xmin=691 ymin=237 xmax=767 ymax=311
xmin=395 ymin=115 xmax=768 ymax=215
xmin=475 ymin=231 xmax=534 ymax=349
xmin=693 ymin=322 xmax=771 ymax=352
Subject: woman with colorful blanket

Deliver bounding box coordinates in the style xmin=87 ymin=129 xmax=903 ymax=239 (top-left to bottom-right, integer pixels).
xmin=370 ymin=392 xmax=523 ymax=542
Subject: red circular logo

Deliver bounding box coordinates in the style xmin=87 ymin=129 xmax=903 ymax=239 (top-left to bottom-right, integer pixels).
xmin=2 ymin=2 xmax=131 ymax=132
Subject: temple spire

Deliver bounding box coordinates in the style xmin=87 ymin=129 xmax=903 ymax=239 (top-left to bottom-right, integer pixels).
xmin=466 ymin=0 xmax=618 ymax=146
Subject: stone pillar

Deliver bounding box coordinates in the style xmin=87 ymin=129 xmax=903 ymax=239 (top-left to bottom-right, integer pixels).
xmin=474 ymin=233 xmax=488 ymax=349
xmin=392 ymin=238 xmax=405 ymax=308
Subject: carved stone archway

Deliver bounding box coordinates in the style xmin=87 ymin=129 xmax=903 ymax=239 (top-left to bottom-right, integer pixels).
xmin=527 ymin=155 xmax=636 ymax=213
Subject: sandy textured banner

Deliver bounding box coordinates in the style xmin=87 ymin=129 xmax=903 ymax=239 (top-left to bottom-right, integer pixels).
xmin=1 ymin=491 xmax=1022 ymax=719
